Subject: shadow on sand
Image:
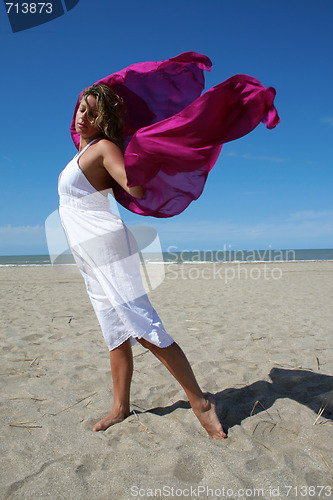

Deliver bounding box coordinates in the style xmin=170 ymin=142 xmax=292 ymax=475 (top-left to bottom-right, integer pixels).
xmin=139 ymin=368 xmax=333 ymax=434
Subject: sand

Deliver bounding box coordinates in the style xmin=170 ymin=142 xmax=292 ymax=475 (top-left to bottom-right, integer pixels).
xmin=0 ymin=261 xmax=332 ymax=499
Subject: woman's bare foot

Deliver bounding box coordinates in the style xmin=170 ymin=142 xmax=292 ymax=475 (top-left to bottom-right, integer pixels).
xmin=93 ymin=407 xmax=130 ymax=432
xmin=192 ymin=394 xmax=227 ymax=439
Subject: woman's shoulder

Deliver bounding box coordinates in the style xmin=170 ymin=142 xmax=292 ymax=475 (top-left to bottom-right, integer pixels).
xmin=94 ymin=138 xmax=123 ymax=157
xmin=93 ymin=138 xmax=124 ymax=169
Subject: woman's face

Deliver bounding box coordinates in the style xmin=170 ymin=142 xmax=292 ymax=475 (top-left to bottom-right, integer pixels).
xmin=75 ymin=94 xmax=100 ymax=140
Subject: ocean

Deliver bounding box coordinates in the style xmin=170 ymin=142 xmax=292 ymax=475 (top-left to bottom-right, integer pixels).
xmin=0 ymin=249 xmax=333 ymax=266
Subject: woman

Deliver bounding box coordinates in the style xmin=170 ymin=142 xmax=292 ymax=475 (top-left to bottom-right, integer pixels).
xmin=58 ymin=84 xmax=227 ymax=439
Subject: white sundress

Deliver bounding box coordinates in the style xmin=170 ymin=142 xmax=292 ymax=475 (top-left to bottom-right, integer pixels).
xmin=58 ymin=139 xmax=174 ymax=351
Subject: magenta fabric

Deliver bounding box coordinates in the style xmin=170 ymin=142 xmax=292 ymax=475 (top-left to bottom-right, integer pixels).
xmin=70 ymin=52 xmax=279 ymax=218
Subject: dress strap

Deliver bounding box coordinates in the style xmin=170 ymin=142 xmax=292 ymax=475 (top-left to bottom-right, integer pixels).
xmin=76 ymin=138 xmax=100 ymax=159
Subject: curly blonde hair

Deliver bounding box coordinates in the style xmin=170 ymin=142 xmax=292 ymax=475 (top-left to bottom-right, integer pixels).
xmin=80 ymin=84 xmax=125 ymax=150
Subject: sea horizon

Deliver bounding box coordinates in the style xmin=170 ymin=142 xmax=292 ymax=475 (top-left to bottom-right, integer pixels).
xmin=1 ymin=248 xmax=333 ymax=266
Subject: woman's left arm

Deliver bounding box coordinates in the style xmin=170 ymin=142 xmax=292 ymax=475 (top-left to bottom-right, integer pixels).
xmin=100 ymin=140 xmax=144 ymax=199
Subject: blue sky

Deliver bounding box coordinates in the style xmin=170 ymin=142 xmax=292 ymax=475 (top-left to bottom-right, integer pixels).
xmin=1 ymin=0 xmax=332 ymax=255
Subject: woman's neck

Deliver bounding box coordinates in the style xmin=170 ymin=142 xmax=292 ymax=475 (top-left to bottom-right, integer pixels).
xmin=79 ymin=136 xmax=101 ymax=152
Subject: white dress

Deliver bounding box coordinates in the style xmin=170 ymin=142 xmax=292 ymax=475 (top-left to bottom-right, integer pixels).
xmin=58 ymin=139 xmax=174 ymax=351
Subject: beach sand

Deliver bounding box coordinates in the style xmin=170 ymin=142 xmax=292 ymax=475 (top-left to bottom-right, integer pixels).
xmin=1 ymin=261 xmax=332 ymax=499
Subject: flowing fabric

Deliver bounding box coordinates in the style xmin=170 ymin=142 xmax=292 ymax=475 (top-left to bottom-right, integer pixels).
xmin=70 ymin=52 xmax=279 ymax=218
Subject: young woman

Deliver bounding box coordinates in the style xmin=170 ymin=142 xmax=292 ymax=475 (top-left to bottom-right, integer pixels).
xmin=58 ymin=84 xmax=227 ymax=439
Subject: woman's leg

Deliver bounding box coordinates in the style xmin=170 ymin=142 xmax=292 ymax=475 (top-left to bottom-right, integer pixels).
xmin=93 ymin=339 xmax=133 ymax=431
xmin=137 ymin=339 xmax=226 ymax=439
xmin=93 ymin=337 xmax=226 ymax=439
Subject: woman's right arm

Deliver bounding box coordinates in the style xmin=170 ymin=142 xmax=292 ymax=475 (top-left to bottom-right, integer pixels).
xmin=99 ymin=139 xmax=144 ymax=199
